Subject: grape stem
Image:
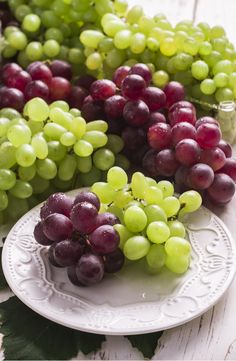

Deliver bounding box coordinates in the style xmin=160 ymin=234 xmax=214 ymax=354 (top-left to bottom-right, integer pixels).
xmin=186 ymin=96 xmax=218 ymax=110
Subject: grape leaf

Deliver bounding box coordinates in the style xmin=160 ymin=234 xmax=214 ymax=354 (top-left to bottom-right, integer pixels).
xmin=0 ymin=296 xmax=105 ymax=360
xmin=0 ymin=247 xmax=8 ymax=290
xmin=126 ymin=332 xmax=162 ymax=359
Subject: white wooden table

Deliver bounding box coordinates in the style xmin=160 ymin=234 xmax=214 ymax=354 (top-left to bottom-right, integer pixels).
xmin=1 ymin=1 xmax=236 ymax=359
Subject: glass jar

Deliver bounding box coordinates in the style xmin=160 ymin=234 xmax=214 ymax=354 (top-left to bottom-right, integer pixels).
xmin=216 ymin=101 xmax=236 ymax=144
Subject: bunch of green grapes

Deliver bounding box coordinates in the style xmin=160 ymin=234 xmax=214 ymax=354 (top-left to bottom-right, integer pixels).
xmin=0 ymin=98 xmax=129 ymax=225
xmin=2 ymin=0 xmax=128 ymax=73
xmin=91 ymin=167 xmax=202 ymax=274
xmin=80 ymin=6 xmax=236 ymax=104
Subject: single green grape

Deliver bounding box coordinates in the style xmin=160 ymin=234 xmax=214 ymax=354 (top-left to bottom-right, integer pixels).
xmin=157 ymin=180 xmax=174 ymax=198
xmin=18 ymin=165 xmax=36 ymax=181
xmin=124 ymin=205 xmax=147 ymax=233
xmin=144 ymin=204 xmax=167 ymax=224
xmin=93 ymin=149 xmax=115 ymax=171
xmin=146 ymin=221 xmax=170 ymax=244
xmin=168 ymin=220 xmax=186 ymax=238
xmin=0 ymin=169 xmax=16 ymax=190
xmin=36 ymin=158 xmax=57 ymax=180
xmin=165 ymin=254 xmax=190 ymax=274
xmin=146 ymin=244 xmax=166 ymax=270
xmin=86 ymin=120 xmax=108 ymax=133
xmin=179 ymin=190 xmax=202 ymax=215
xmin=58 ymin=155 xmax=77 ymax=181
xmin=165 ymin=236 xmax=191 ymax=256
xmin=26 ymin=98 xmax=49 ymax=122
xmin=46 ymin=140 xmax=66 ymax=161
xmin=91 ymin=182 xmax=116 ymax=204
xmin=113 ymin=190 xmax=133 ymax=209
xmin=124 ymin=235 xmax=150 ymax=260
xmin=191 ymin=60 xmax=209 ymax=80
xmin=131 ymin=172 xmax=148 ymax=199
xmin=107 ymin=166 xmax=128 ymax=190
xmin=77 ymin=156 xmax=92 ymax=173
xmin=16 ymin=144 xmax=36 ymax=167
xmin=161 ymin=196 xmax=180 ymax=217
xmin=22 ymin=14 xmax=41 ymax=32
xmin=143 ymin=186 xmax=163 ymax=205
xmin=9 ymin=180 xmax=33 ymax=199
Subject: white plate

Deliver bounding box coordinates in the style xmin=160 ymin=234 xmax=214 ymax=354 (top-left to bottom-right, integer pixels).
xmin=2 ymin=189 xmax=236 ymax=335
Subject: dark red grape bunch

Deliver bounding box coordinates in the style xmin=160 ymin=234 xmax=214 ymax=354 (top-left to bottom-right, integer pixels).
xmin=34 ymin=191 xmax=124 ymax=286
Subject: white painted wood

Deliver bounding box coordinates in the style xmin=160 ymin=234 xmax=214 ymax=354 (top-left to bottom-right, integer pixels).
xmin=194 ymin=0 xmax=236 ymax=45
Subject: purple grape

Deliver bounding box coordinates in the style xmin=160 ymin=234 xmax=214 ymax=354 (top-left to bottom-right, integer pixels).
xmin=70 ymin=201 xmax=98 ymax=234
xmin=142 ymin=149 xmax=159 ymax=178
xmin=175 ymin=139 xmax=201 ymax=166
xmin=43 ymin=213 xmax=73 ymax=241
xmin=81 ymin=98 xmax=105 ymax=121
xmin=121 ymin=74 xmax=146 ymax=100
xmin=67 ymin=265 xmax=84 ymax=286
xmin=96 ymin=212 xmax=120 ymax=227
xmin=195 ymin=116 xmax=219 ymax=129
xmin=76 ymin=253 xmax=104 ymax=286
xmin=88 ymin=225 xmax=119 ymax=255
xmin=147 ymin=123 xmax=172 ymax=151
xmin=76 ymin=74 xmax=96 ymax=90
xmin=0 ymin=87 xmax=25 ymax=111
xmin=147 ymin=112 xmax=167 ymax=128
xmin=164 ymin=81 xmax=185 ymax=107
xmin=49 ymin=60 xmax=72 ymax=80
xmin=1 ymin=63 xmax=22 ymax=84
xmin=104 ymin=95 xmax=126 ymax=119
xmin=129 ymin=63 xmax=152 ymax=86
xmin=24 ymin=80 xmax=49 ymax=101
xmin=48 ymin=243 xmax=63 ymax=267
xmin=123 ymin=99 xmax=149 ymax=127
xmin=40 ymin=192 xmax=73 ymax=219
xmin=171 ymin=122 xmax=196 ymax=146
xmin=217 ymin=140 xmax=232 ymax=158
xmin=34 ymin=221 xmax=53 ymax=246
xmin=4 ymin=70 xmax=32 ymax=92
xmin=90 ymin=79 xmax=116 ymax=101
xmin=112 ymin=65 xmax=130 ymax=88
xmin=155 ymin=149 xmax=180 ymax=177
xmin=68 ymin=86 xmax=88 ymax=109
xmin=188 ymin=163 xmax=214 ymax=190
xmin=169 ymin=107 xmax=196 ymax=127
xmin=218 ymin=158 xmax=236 ymax=182
xmin=53 ymin=239 xmax=84 ymax=266
xmin=142 ymin=87 xmax=166 ymax=111
xmin=73 ymin=191 xmax=100 ymax=210
xmin=174 ymin=166 xmax=190 ymax=187
xmin=207 ymin=173 xmax=235 ymax=204
xmin=200 ymin=147 xmax=226 ymax=171
xmin=28 ymin=62 xmax=53 ymax=86
xmin=122 ymin=126 xmax=146 ymax=150
xmin=49 ymin=77 xmax=71 ymax=101
xmin=103 ymin=248 xmax=125 ymax=273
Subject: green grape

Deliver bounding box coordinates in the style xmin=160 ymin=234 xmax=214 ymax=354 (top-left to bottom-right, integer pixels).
xmin=69 ymin=116 xmax=86 ymax=139
xmin=146 ymin=37 xmax=160 ymax=51
xmin=165 ymin=254 xmax=190 ymax=274
xmin=80 ymin=30 xmax=105 ymax=49
xmin=44 ymin=123 xmax=66 ymax=140
xmin=126 ymin=5 xmax=143 ymax=24
xmin=113 ymin=190 xmax=133 ymax=209
xmin=98 ymin=37 xmax=114 ymax=53
xmin=74 ymin=140 xmax=93 ymax=157
xmin=150 ymin=28 xmax=165 ymax=42
xmin=106 ymin=134 xmax=124 ymax=154
xmin=93 ymin=149 xmax=115 ymax=171
xmin=130 ymin=33 xmax=146 ymax=54
xmin=203 ymin=50 xmax=222 ymax=68
xmin=86 ymin=52 xmax=103 ymax=70
xmin=2 ymin=45 xmax=17 ymax=59
xmin=113 ymin=224 xmax=133 ymax=250
xmin=26 ymin=98 xmax=49 ymax=122
xmin=168 ymin=220 xmax=186 ymax=238
xmin=213 ymin=59 xmax=233 ymax=75
xmin=36 ymin=158 xmax=57 ymax=180
xmin=114 ymin=30 xmax=132 ymax=50
xmin=107 ymin=166 xmax=128 ymax=190
xmin=152 ymin=70 xmax=169 ymax=87
xmin=45 ymin=28 xmax=64 ymax=43
xmin=161 ymin=196 xmax=180 ymax=217
xmin=31 ymin=133 xmax=48 ymax=159
xmin=49 ymin=101 xmax=69 ymax=112
xmin=69 ymin=108 xmax=81 ymax=117
xmin=77 ymin=156 xmax=92 ymax=173
xmin=212 ymin=38 xmax=226 ymax=53
xmin=9 ymin=180 xmax=33 ymax=199
xmin=115 ymin=154 xmax=130 ymax=170
xmin=91 ymin=182 xmax=115 ymax=204
xmin=18 ymin=165 xmax=36 ymax=181
xmin=124 ymin=206 xmax=147 ymax=232
xmin=14 ymin=4 xmax=31 ymax=21
xmin=191 ymin=60 xmax=209 ymax=80
xmin=146 ymin=221 xmax=170 ymax=244
xmin=199 ymin=41 xmax=212 ymax=56
xmin=0 ymin=108 xmax=21 ymax=120
xmin=145 ymin=177 xmax=157 ymax=187
xmin=173 ymin=53 xmax=193 ymax=71
xmin=58 ymin=155 xmax=77 ymax=181
xmin=215 ymin=87 xmax=234 ymax=102
xmin=114 ymin=0 xmax=128 ymax=15
xmin=131 ymin=172 xmax=148 ymax=199
xmin=83 ymin=131 xmax=107 ymax=148
xmin=60 ymin=132 xmax=76 ymax=146
xmin=105 ymin=48 xmax=126 ymax=69
xmin=68 ymin=48 xmax=84 ymax=64
xmin=165 ymin=236 xmax=191 ymax=257
xmin=7 ymin=124 xmax=31 ymax=147
xmin=7 ymin=195 xmax=29 ymax=220
xmin=86 ymin=121 xmax=108 ymax=133
xmin=144 ymin=204 xmax=167 ymax=224
xmin=197 ymin=22 xmax=210 ymax=37
xmin=0 ymin=169 xmax=16 ymax=190
xmin=183 ymin=37 xmax=199 ymax=56
xmin=107 ymin=204 xmax=124 ymax=223
xmin=49 ymin=107 xmax=73 ymax=130
xmin=0 ymin=142 xmax=16 ymax=169
xmin=103 ymin=19 xmax=127 ymax=37
xmin=200 ymin=79 xmax=216 ymax=95
xmin=41 ymin=10 xmax=61 ymax=28
xmin=157 ymin=180 xmax=174 ymax=198
xmin=27 ymin=120 xmax=44 ymax=135
xmin=52 ymin=176 xmax=73 ymax=191
xmin=124 ymin=236 xmax=150 ymax=261
xmin=174 ymin=30 xmax=188 ymax=48
xmin=0 ymin=190 xmax=8 ymax=211
xmin=124 ymin=200 xmax=143 ymax=209
xmin=179 ymin=190 xmax=202 ymax=215
xmin=160 ymin=37 xmax=177 ymax=56
xmin=4 ymin=25 xmax=19 ymax=38
xmin=0 ymin=118 xmax=10 ymax=137
xmin=146 ymin=244 xmax=166 ymax=270
xmin=43 ymin=39 xmax=60 ymax=57
xmin=229 ymin=72 xmax=236 ymax=88
xmin=214 ymin=72 xmax=229 ymax=87
xmin=30 ymin=175 xmax=49 ymax=194
xmin=79 ymin=166 xmax=101 ymax=186
xmin=210 ymin=25 xmax=225 ymax=39
xmin=7 ymin=31 xmax=28 ymax=50
xmin=26 ymin=42 xmax=43 ymax=61
xmin=139 ymin=15 xmax=155 ymax=34
xmin=16 ymin=144 xmax=36 ymax=167
xmin=143 ymin=186 xmax=163 ymax=205
xmin=22 ymin=14 xmax=41 ymax=32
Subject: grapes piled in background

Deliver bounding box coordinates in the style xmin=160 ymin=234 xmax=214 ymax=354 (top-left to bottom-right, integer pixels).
xmin=91 ymin=166 xmax=202 ymax=274
xmin=0 ymin=60 xmax=93 ymax=111
xmin=80 ymin=63 xmax=236 ymax=206
xmin=0 ymin=98 xmax=129 ymax=225
xmin=2 ymin=1 xmax=236 ymax=103
xmin=34 ymin=191 xmax=124 ymax=286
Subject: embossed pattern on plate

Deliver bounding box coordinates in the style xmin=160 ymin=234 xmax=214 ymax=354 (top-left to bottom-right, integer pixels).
xmin=2 ymin=189 xmax=236 ymax=335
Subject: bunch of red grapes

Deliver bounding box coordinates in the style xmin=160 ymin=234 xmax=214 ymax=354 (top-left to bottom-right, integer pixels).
xmin=0 ymin=60 xmax=93 ymax=111
xmin=34 ymin=191 xmax=124 ymax=287
xmin=79 ymin=63 xmax=236 ymax=206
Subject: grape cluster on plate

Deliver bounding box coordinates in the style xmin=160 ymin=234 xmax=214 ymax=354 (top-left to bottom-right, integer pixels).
xmin=79 ymin=63 xmax=236 ymax=206
xmin=34 ymin=191 xmax=124 ymax=287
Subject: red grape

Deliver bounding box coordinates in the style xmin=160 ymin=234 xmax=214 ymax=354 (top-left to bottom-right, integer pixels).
xmin=68 ymin=86 xmax=89 ymax=109
xmin=73 ymin=191 xmax=100 ymax=210
xmin=88 ymin=225 xmax=119 ymax=255
xmin=49 ymin=60 xmax=72 ymax=80
xmin=200 ymin=147 xmax=226 ymax=171
xmin=49 ymin=77 xmax=71 ymax=100
xmin=43 ymin=213 xmax=73 ymax=241
xmin=121 ymin=74 xmax=146 ymax=100
xmin=75 ymin=253 xmax=104 ymax=286
xmin=113 ymin=65 xmax=130 ymax=88
xmin=142 ymin=87 xmax=166 ymax=111
xmin=175 ymin=139 xmax=201 ymax=166
xmin=24 ymin=80 xmax=49 ymax=101
xmin=48 ymin=243 xmax=63 ymax=267
xmin=129 ymin=63 xmax=152 ymax=85
xmin=90 ymin=79 xmax=116 ymax=101
xmin=103 ymin=248 xmax=125 ymax=273
xmin=147 ymin=123 xmax=172 ymax=151
xmin=207 ymin=173 xmax=235 ymax=204
xmin=219 ymin=158 xmax=236 ymax=182
xmin=96 ymin=212 xmax=120 ymax=227
xmin=70 ymin=201 xmax=98 ymax=234
xmin=195 ymin=116 xmax=219 ymax=129
xmin=218 ymin=140 xmax=232 ymax=158
xmin=1 ymin=63 xmax=22 ymax=84
xmin=76 ymin=74 xmax=96 ymax=89
xmin=0 ymin=87 xmax=25 ymax=111
xmin=142 ymin=149 xmax=159 ymax=178
xmin=188 ymin=163 xmax=214 ymax=190
xmin=40 ymin=192 xmax=73 ymax=219
xmin=171 ymin=122 xmax=196 ymax=146
xmin=104 ymin=95 xmax=126 ymax=119
xmin=34 ymin=221 xmax=53 ymax=246
xmin=123 ymin=99 xmax=149 ymax=127
xmin=164 ymin=81 xmax=185 ymax=107
xmin=81 ymin=98 xmax=105 ymax=121
xmin=53 ymin=239 xmax=84 ymax=267
xmin=169 ymin=100 xmax=195 ymax=115
xmin=196 ymin=123 xmax=221 ymax=149
xmin=4 ymin=70 xmax=32 ymax=92
xmin=28 ymin=63 xmax=53 ymax=86
xmin=169 ymin=107 xmax=196 ymax=126
xmin=155 ymin=149 xmax=180 ymax=177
